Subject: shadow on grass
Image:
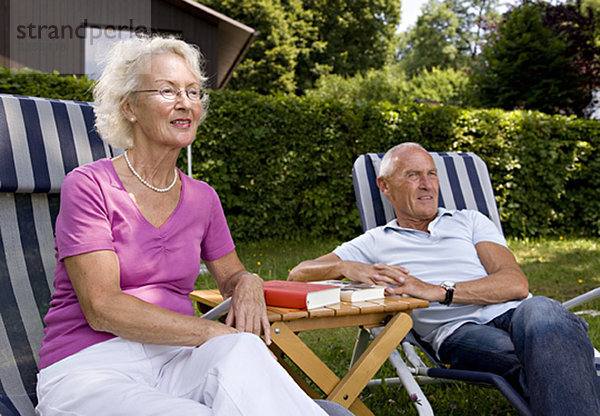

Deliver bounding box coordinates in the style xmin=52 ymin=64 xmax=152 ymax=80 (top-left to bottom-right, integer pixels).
xmin=516 ymin=246 xmax=600 ymax=301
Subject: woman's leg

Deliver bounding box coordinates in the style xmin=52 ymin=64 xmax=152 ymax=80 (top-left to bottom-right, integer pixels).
xmin=36 ymin=338 xmax=212 ymax=416
xmin=37 ymin=334 xmax=327 ymax=416
xmin=154 ymin=333 xmax=327 ymax=416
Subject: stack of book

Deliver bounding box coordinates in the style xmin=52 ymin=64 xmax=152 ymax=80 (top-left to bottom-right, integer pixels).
xmin=263 ymin=280 xmax=341 ymax=310
xmin=311 ymin=280 xmax=386 ymax=302
xmin=263 ymin=279 xmax=386 ymax=310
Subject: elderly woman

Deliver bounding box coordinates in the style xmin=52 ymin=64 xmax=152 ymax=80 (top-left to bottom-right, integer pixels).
xmin=35 ymin=36 xmax=328 ymax=415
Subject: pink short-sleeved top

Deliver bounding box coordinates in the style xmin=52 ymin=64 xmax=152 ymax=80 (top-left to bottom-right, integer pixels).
xmin=38 ymin=158 xmax=235 ymax=369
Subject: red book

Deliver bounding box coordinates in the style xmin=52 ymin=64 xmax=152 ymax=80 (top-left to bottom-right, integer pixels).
xmin=263 ymin=280 xmax=341 ymax=310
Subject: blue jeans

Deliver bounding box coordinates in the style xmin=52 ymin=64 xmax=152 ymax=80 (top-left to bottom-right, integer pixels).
xmin=438 ymin=296 xmax=600 ymax=415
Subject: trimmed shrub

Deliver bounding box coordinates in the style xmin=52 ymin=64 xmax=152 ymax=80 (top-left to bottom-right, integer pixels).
xmin=3 ymin=68 xmax=598 ymax=240
xmin=189 ymin=90 xmax=600 ymax=240
xmin=0 ymin=67 xmax=94 ymax=101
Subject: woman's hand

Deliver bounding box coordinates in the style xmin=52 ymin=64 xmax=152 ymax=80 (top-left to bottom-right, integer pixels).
xmin=226 ymin=273 xmax=271 ymax=345
xmin=206 ymin=251 xmax=272 ymax=345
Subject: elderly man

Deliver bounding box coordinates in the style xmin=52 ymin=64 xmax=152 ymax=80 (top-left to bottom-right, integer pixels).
xmin=289 ymin=142 xmax=600 ymax=415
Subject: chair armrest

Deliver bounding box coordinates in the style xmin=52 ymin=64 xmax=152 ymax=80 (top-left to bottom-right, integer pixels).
xmin=200 ymin=297 xmax=231 ymax=321
xmin=562 ymin=287 xmax=600 ymax=310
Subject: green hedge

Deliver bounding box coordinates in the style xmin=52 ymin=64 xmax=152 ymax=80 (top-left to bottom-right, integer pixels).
xmin=0 ymin=67 xmax=94 ymax=101
xmin=189 ymin=90 xmax=600 ymax=241
xmin=2 ymin=68 xmax=599 ymax=240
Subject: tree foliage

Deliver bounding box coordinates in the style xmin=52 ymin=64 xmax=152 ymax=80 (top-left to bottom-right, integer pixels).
xmin=306 ymin=65 xmax=469 ymax=106
xmin=200 ymin=0 xmax=401 ymax=94
xmin=399 ymin=0 xmax=464 ymax=75
xmin=301 ymin=0 xmax=401 ymax=77
xmin=201 ymin=0 xmax=307 ymax=94
xmin=543 ymin=1 xmax=600 ymax=110
xmin=473 ymin=1 xmax=600 ymax=116
xmin=397 ymin=0 xmax=499 ymax=76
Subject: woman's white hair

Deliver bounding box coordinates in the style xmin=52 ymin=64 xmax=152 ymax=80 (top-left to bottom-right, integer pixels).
xmin=378 ymin=142 xmax=428 ymax=178
xmin=93 ymin=35 xmax=209 ymax=149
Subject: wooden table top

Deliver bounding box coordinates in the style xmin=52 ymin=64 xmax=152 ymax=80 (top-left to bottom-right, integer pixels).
xmin=189 ymin=289 xmax=429 ymax=323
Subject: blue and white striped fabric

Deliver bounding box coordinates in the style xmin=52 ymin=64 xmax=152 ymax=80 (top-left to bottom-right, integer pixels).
xmin=352 ymin=152 xmax=502 ymax=234
xmin=0 ymin=94 xmax=120 ymax=194
xmin=0 ymin=94 xmax=121 ymax=416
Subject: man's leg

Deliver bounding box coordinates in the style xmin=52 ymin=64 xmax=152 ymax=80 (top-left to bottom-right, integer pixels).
xmin=509 ymin=296 xmax=600 ymax=415
xmin=437 ymin=318 xmax=524 ymax=395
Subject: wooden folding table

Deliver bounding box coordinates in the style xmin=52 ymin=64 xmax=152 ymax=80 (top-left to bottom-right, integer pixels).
xmin=190 ymin=289 xmax=428 ymax=416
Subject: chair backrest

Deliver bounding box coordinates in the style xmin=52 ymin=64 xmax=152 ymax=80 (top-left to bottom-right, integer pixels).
xmin=352 ymin=152 xmax=502 ymax=234
xmin=0 ymin=94 xmax=122 ymax=415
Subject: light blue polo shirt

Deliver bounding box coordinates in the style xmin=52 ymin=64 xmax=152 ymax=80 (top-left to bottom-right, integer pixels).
xmin=333 ymin=208 xmax=527 ymax=355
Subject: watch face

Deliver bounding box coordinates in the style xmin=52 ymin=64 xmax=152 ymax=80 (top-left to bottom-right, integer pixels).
xmin=441 ymin=281 xmax=455 ymax=290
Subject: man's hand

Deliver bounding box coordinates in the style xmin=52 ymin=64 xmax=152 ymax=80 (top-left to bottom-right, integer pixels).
xmin=370 ymin=264 xmax=444 ymax=302
xmin=340 ymin=261 xmax=408 ymax=286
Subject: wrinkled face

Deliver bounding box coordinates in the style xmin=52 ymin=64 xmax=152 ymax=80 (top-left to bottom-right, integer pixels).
xmin=126 ymin=53 xmax=202 ymax=149
xmin=377 ymin=147 xmax=439 ymax=225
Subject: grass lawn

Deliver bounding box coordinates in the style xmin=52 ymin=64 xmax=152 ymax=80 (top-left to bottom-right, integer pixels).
xmin=196 ymin=236 xmax=600 ymax=415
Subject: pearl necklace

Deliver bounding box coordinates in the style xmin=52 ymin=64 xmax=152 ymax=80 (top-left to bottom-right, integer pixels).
xmin=123 ymin=151 xmax=178 ymax=193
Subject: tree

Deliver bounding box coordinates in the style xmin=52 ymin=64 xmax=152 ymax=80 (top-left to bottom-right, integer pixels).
xmin=300 ymin=0 xmax=401 ymax=79
xmin=305 ymin=64 xmax=470 ymax=106
xmin=473 ymin=1 xmax=600 ymax=115
xmin=398 ymin=0 xmax=463 ymax=76
xmin=543 ymin=1 xmax=600 ymax=111
xmin=201 ymin=0 xmax=308 ymax=94
xmin=305 ymin=65 xmax=409 ymax=104
xmin=397 ymin=0 xmax=499 ymax=76
xmin=201 ymin=0 xmax=401 ymax=94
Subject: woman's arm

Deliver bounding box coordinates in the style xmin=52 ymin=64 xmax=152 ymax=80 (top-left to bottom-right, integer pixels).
xmin=205 ymin=250 xmax=271 ymax=345
xmin=66 ymin=250 xmax=237 ymax=347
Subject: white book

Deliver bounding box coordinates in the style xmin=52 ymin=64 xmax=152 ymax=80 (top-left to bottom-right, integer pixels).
xmin=310 ymin=280 xmax=385 ymax=302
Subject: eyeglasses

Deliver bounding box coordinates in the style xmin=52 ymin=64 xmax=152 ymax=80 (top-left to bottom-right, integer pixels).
xmin=134 ymin=87 xmax=204 ymax=101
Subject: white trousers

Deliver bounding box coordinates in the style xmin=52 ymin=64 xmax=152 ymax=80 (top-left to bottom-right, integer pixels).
xmin=36 ymin=333 xmax=327 ymax=416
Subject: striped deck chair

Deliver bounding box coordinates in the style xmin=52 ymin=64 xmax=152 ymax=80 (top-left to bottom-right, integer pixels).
xmin=0 ymin=94 xmax=122 ymax=416
xmin=0 ymin=94 xmax=355 ymax=416
xmin=352 ymin=152 xmax=502 ymax=234
xmin=351 ymin=151 xmax=525 ymax=415
xmin=351 ymin=151 xmax=600 ymax=415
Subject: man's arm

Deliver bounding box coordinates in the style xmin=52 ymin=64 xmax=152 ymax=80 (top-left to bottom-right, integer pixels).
xmin=376 ymin=241 xmax=530 ymax=305
xmin=288 ymin=252 xmax=409 ymax=285
xmin=454 ymin=241 xmax=530 ymax=304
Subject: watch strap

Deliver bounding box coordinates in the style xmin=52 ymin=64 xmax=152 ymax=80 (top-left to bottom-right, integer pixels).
xmin=440 ymin=281 xmax=455 ymax=305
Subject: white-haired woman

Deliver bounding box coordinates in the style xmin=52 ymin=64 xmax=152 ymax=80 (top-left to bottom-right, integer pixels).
xmin=35 ymin=36 xmax=329 ymax=416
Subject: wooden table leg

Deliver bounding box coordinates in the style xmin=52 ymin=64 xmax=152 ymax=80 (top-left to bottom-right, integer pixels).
xmin=269 ymin=342 xmax=322 ymax=399
xmin=327 ymin=312 xmax=413 ymax=408
xmin=270 ymin=321 xmax=374 ymax=416
xmin=271 ymin=321 xmax=341 ymax=395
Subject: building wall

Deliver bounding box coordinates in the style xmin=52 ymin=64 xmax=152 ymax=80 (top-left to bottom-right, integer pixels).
xmin=1 ymin=0 xmax=219 ymax=89
xmin=151 ymin=0 xmax=218 ymax=89
xmin=0 ymin=0 xmax=9 ymax=68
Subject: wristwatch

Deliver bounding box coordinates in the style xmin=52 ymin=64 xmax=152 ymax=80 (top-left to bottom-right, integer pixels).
xmin=440 ymin=281 xmax=455 ymax=305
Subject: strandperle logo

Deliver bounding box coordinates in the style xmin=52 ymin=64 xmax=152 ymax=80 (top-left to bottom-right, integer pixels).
xmin=15 ymin=19 xmax=150 ymax=44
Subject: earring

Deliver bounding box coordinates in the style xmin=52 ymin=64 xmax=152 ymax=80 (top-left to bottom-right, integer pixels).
xmin=130 ymin=117 xmax=135 ymax=122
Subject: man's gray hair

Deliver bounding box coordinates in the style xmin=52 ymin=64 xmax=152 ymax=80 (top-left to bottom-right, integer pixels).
xmin=377 ymin=142 xmax=428 ymax=178
xmin=93 ymin=35 xmax=209 ymax=149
